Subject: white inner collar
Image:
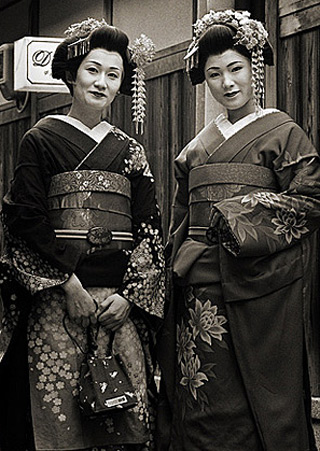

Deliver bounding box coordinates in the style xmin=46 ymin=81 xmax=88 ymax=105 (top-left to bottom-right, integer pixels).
xmin=47 ymin=115 xmax=113 ymax=143
xmin=215 ymin=108 xmax=279 ymax=139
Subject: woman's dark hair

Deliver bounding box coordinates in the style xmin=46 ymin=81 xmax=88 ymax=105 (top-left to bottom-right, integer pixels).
xmin=189 ymin=23 xmax=273 ymax=85
xmin=52 ymin=25 xmax=135 ymax=96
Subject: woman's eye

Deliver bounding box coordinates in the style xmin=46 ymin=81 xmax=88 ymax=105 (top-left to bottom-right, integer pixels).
xmin=232 ymin=66 xmax=242 ymax=72
xmin=108 ymin=73 xmax=120 ymax=79
xmin=87 ymin=67 xmax=98 ymax=73
xmin=209 ymin=72 xmax=219 ymax=78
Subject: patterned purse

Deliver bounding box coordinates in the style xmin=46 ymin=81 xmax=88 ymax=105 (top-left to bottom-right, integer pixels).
xmin=78 ymin=327 xmax=138 ymax=417
xmin=64 ymin=317 xmax=138 ymax=417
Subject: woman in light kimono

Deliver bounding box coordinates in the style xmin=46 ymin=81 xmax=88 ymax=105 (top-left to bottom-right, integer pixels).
xmin=157 ymin=10 xmax=320 ymax=451
xmin=0 ymin=18 xmax=165 ymax=451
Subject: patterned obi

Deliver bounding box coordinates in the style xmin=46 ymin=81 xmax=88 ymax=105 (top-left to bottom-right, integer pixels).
xmin=188 ymin=163 xmax=277 ymax=240
xmin=48 ymin=170 xmax=133 ymax=252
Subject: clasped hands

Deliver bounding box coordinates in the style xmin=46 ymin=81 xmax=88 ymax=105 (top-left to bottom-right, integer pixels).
xmin=61 ymin=274 xmax=131 ymax=330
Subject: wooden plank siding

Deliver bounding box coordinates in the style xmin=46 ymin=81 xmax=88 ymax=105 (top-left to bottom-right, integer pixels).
xmin=111 ymin=68 xmax=196 ymax=241
xmin=276 ymin=1 xmax=320 ymax=395
xmin=277 ymin=34 xmax=302 ymax=122
xmin=110 ymin=40 xmax=196 ymax=241
xmin=300 ymin=28 xmax=320 ymax=151
xmin=300 ymin=27 xmax=320 ymax=396
xmin=279 ymin=0 xmax=320 ymax=37
xmin=265 ymin=0 xmax=279 ymax=107
xmin=279 ymin=0 xmax=320 ymax=16
xmin=278 ymin=28 xmax=320 ymax=149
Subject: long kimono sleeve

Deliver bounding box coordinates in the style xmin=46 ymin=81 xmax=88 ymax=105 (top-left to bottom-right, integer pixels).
xmin=2 ymin=130 xmax=80 ymax=293
xmin=118 ymin=139 xmax=165 ymax=319
xmin=210 ymin=123 xmax=320 ymax=257
xmin=165 ymin=148 xmax=190 ymax=267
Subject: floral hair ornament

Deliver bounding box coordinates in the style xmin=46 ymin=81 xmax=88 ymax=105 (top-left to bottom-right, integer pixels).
xmin=130 ymin=34 xmax=155 ymax=134
xmin=65 ymin=18 xmax=108 ymax=59
xmin=65 ymin=18 xmax=155 ymax=135
xmin=185 ymin=10 xmax=271 ymax=110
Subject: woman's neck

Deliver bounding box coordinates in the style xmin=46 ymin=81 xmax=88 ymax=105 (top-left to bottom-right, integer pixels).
xmin=227 ymin=99 xmax=256 ymax=124
xmin=68 ymin=104 xmax=103 ymax=129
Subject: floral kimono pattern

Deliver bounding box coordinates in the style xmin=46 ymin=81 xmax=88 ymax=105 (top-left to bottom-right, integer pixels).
xmin=158 ymin=110 xmax=320 ymax=451
xmin=0 ymin=116 xmax=165 ymax=451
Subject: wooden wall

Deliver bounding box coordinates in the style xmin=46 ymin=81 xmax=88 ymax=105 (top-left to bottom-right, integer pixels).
xmin=271 ymin=0 xmax=320 ymax=395
xmin=278 ymin=3 xmax=319 ymax=150
xmin=279 ymin=0 xmax=320 ymax=37
xmin=111 ymin=43 xmax=196 ymax=240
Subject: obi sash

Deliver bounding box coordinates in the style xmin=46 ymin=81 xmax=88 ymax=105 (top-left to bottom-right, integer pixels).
xmin=48 ymin=170 xmax=133 ymax=254
xmin=188 ymin=163 xmax=278 ymax=240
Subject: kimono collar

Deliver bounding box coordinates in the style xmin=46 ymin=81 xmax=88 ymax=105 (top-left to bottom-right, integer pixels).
xmin=215 ymin=108 xmax=279 ymax=140
xmin=47 ymin=115 xmax=113 ymax=143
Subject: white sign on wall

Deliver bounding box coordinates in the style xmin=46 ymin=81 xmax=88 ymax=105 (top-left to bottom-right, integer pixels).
xmin=14 ymin=37 xmax=69 ymax=93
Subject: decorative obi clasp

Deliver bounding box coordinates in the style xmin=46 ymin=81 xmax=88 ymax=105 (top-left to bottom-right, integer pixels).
xmin=48 ymin=170 xmax=133 ymax=252
xmin=188 ymin=163 xmax=277 ymax=241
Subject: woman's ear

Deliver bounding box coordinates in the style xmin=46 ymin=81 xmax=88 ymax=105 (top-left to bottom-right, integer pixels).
xmin=66 ymin=71 xmax=75 ymax=85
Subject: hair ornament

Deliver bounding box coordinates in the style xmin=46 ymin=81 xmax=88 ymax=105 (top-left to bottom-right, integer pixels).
xmin=65 ymin=18 xmax=108 ymax=39
xmin=66 ymin=18 xmax=108 ymax=60
xmin=191 ymin=10 xmax=267 ymax=52
xmin=60 ymin=18 xmax=155 ymax=134
xmin=130 ymin=34 xmax=156 ymax=134
xmin=185 ymin=10 xmax=269 ymax=110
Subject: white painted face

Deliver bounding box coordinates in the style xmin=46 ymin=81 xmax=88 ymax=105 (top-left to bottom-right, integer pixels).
xmin=204 ymin=49 xmax=255 ymax=122
xmin=72 ymin=48 xmax=123 ymax=112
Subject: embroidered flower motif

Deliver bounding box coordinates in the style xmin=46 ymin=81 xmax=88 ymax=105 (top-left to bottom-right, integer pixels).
xmin=177 ymin=320 xmax=196 ymax=364
xmin=180 ymin=355 xmax=208 ymax=400
xmin=189 ymin=299 xmax=228 ymax=345
xmin=121 ymin=220 xmax=165 ymax=318
xmin=241 ymin=191 xmax=280 ymax=208
xmin=207 ymin=184 xmax=242 ymax=202
xmin=48 ymin=170 xmax=128 ymax=198
xmin=2 ymin=228 xmax=68 ymax=294
xmin=121 ymin=136 xmax=153 ymax=180
xmin=271 ymin=208 xmax=308 ymax=243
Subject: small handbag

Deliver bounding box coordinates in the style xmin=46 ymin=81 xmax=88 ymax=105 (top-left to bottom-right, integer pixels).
xmin=63 ymin=316 xmax=138 ymax=417
xmin=78 ymin=327 xmax=138 ymax=417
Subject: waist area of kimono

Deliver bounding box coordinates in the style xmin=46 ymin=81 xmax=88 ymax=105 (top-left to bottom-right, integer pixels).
xmin=188 ymin=163 xmax=278 ymax=238
xmin=48 ymin=170 xmax=133 ymax=251
xmin=54 ymin=228 xmax=133 ymax=250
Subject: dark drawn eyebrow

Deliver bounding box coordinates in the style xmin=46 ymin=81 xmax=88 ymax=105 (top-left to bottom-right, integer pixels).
xmin=206 ymin=61 xmax=243 ymax=71
xmin=85 ymin=60 xmax=122 ymax=71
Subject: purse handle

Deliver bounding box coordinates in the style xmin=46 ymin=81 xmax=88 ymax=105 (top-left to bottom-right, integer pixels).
xmin=63 ymin=313 xmax=115 ymax=356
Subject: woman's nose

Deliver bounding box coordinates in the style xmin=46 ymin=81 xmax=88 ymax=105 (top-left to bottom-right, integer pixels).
xmin=222 ymin=73 xmax=234 ymax=88
xmin=94 ymin=74 xmax=107 ymax=89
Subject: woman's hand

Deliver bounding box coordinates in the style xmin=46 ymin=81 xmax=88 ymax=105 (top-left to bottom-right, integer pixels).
xmin=97 ymin=294 xmax=131 ymax=331
xmin=61 ymin=273 xmax=97 ymax=327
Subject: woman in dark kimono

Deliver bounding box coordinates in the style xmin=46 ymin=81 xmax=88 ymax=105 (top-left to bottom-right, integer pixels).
xmin=157 ymin=9 xmax=320 ymax=451
xmin=0 ymin=18 xmax=165 ymax=451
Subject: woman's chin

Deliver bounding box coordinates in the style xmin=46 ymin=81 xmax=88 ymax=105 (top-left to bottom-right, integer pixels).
xmin=86 ymin=94 xmax=110 ymax=107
